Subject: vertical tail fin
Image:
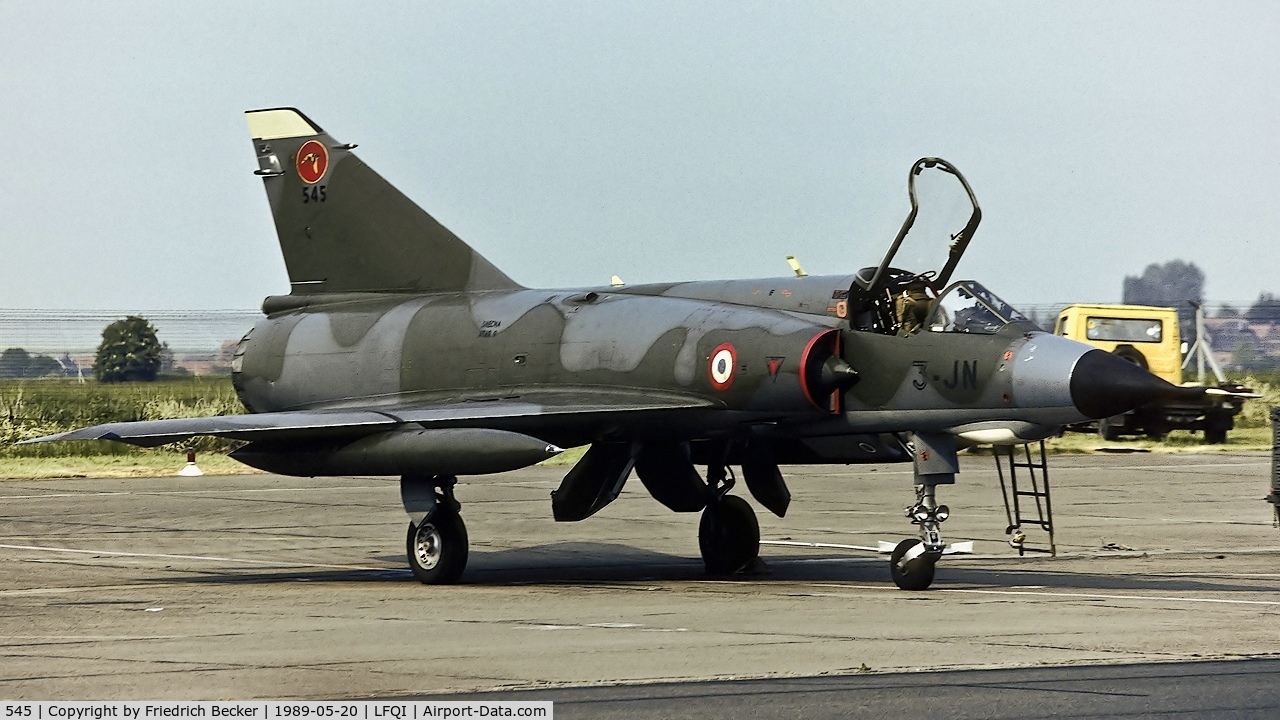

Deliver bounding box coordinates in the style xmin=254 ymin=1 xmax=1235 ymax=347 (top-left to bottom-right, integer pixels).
xmin=245 ymin=107 xmax=520 ymax=295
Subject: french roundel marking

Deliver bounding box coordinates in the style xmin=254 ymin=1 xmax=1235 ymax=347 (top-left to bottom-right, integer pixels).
xmin=296 ymin=139 xmax=329 ymax=184
xmin=708 ymin=343 xmax=736 ymax=391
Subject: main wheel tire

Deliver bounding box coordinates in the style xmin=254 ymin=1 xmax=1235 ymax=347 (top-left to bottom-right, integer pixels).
xmin=889 ymin=538 xmax=936 ymax=591
xmin=698 ymin=495 xmax=760 ymax=575
xmin=406 ymin=507 xmax=468 ymax=585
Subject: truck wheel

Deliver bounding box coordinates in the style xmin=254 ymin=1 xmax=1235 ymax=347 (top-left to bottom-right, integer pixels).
xmin=1099 ymin=416 xmax=1122 ymax=441
xmin=1145 ymin=422 xmax=1169 ymax=441
xmin=1113 ymin=346 xmax=1148 ymax=370
xmin=1205 ymin=428 xmax=1227 ymax=444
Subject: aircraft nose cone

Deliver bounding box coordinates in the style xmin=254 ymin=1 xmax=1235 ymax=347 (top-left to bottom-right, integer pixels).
xmin=1069 ymin=350 xmax=1179 ymax=419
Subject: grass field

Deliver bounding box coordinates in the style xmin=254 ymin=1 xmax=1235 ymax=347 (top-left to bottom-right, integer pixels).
xmin=0 ymin=373 xmax=1275 ymax=480
xmin=0 ymin=453 xmax=264 ymax=479
xmin=0 ymin=376 xmax=242 ymax=453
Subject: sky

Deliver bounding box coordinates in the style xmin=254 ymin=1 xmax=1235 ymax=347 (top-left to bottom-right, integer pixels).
xmin=1 ymin=1 xmax=1278 ymax=311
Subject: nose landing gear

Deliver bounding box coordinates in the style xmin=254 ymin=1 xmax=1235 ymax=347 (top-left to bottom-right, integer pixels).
xmin=889 ymin=432 xmax=958 ymax=591
xmin=891 ymin=484 xmax=950 ymax=590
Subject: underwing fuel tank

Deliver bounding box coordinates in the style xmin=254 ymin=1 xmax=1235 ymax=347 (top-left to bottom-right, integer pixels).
xmin=230 ymin=428 xmax=562 ymax=477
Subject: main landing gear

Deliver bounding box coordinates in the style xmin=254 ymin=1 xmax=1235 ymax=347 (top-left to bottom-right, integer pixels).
xmin=402 ymin=474 xmax=468 ymax=584
xmin=889 ymin=432 xmax=958 ymax=591
xmin=698 ymin=465 xmax=760 ymax=575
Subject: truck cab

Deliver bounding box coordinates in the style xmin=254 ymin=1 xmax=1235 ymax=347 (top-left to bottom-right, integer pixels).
xmin=1055 ymin=304 xmax=1246 ymax=443
xmin=1055 ymin=304 xmax=1183 ymax=383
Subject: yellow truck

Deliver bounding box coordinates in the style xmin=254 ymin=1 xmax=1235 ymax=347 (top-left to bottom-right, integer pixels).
xmin=1054 ymin=304 xmax=1250 ymax=442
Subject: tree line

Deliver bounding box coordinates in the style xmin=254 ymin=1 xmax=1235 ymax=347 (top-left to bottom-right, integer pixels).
xmin=1123 ymin=260 xmax=1280 ymax=323
xmin=1 ymin=316 xmax=169 ymax=382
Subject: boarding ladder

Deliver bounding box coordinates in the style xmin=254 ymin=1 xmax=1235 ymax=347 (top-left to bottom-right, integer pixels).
xmin=995 ymin=441 xmax=1056 ymax=556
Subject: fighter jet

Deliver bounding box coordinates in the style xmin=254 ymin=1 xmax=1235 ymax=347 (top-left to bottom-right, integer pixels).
xmin=25 ymin=108 xmax=1192 ymax=590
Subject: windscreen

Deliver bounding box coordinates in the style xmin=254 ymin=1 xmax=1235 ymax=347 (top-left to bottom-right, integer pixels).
xmin=928 ymin=282 xmax=1030 ymax=335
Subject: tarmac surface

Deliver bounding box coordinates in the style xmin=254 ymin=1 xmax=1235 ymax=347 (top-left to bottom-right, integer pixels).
xmin=1 ymin=452 xmax=1278 ymax=712
xmin=439 ymin=658 xmax=1280 ymax=719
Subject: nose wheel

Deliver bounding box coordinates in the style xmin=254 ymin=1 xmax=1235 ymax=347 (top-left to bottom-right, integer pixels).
xmin=890 ymin=538 xmax=941 ymax=591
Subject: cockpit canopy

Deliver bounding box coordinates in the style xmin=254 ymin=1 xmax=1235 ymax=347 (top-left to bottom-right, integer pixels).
xmin=844 ymin=158 xmax=1039 ymax=337
xmin=853 ymin=158 xmax=981 ymax=297
xmin=927 ymin=281 xmax=1032 ymax=335
xmin=847 ymin=158 xmax=988 ymax=335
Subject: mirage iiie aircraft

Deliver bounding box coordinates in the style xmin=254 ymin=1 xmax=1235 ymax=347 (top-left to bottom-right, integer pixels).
xmin=28 ymin=108 xmax=1194 ymax=590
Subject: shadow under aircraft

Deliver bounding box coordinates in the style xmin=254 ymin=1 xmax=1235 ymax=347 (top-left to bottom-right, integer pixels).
xmin=27 ymin=108 xmax=1203 ymax=590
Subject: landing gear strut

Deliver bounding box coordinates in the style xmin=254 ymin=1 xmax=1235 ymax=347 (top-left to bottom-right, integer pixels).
xmin=698 ymin=464 xmax=760 ymax=575
xmin=890 ymin=432 xmax=957 ymax=591
xmin=402 ymin=475 xmax=468 ymax=584
xmin=892 ymin=484 xmax=949 ymax=590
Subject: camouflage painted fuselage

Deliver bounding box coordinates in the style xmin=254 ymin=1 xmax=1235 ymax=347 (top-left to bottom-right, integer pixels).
xmin=231 ymin=272 xmax=1078 ymax=460
xmin=234 ymin=276 xmax=837 ymax=446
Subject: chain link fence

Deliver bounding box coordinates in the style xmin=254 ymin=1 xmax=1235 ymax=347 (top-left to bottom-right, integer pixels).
xmin=0 ymin=309 xmax=260 ymax=376
xmin=0 ymin=302 xmax=1276 ymax=376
